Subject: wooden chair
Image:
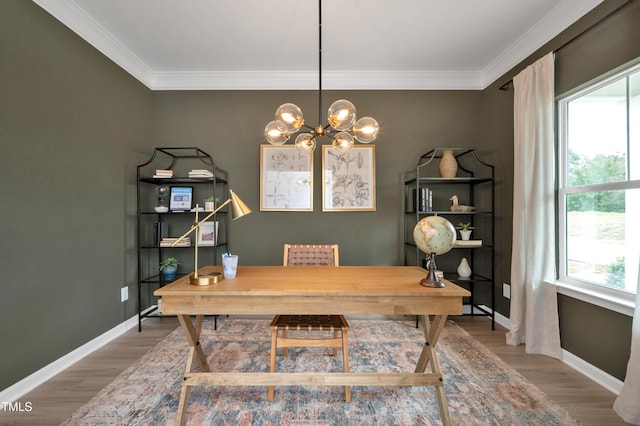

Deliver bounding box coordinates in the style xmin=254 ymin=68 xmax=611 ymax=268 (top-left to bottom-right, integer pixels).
xmin=268 ymin=244 xmax=350 ymax=402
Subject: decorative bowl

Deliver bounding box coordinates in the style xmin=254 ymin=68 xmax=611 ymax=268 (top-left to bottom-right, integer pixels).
xmin=154 ymin=206 xmax=169 ymax=213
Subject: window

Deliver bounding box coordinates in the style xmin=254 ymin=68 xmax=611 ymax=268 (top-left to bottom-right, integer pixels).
xmin=557 ymin=61 xmax=640 ymax=312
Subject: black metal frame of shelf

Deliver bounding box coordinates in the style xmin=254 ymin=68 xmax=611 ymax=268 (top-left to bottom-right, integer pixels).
xmin=403 ymin=148 xmax=496 ymax=329
xmin=136 ymin=147 xmax=229 ymax=331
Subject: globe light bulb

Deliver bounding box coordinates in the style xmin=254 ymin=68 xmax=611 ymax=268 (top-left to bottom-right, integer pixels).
xmin=354 ymin=117 xmax=379 ymax=143
xmin=265 ymin=120 xmax=289 ymax=145
xmin=327 ymin=99 xmax=356 ymax=131
xmin=295 ymin=133 xmax=316 ymax=153
xmin=332 ymin=132 xmax=354 ymax=152
xmin=275 ymin=103 xmax=304 ymax=133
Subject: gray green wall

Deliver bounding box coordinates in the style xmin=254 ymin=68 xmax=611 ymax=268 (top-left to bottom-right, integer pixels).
xmin=0 ymin=1 xmax=151 ymax=390
xmin=1 ymin=0 xmax=637 ymax=392
xmin=149 ymin=90 xmax=483 ymax=266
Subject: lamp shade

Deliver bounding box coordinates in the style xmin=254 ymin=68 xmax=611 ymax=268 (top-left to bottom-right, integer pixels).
xmin=327 ymin=99 xmax=357 ymax=131
xmin=332 ymin=132 xmax=354 ymax=152
xmin=295 ymin=133 xmax=316 ymax=154
xmin=354 ymin=116 xmax=379 ymax=143
xmin=275 ymin=103 xmax=304 ymax=133
xmin=229 ymin=189 xmax=252 ymax=220
xmin=265 ymin=120 xmax=289 ymax=145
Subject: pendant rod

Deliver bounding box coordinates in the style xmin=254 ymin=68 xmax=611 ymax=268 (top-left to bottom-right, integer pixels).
xmin=317 ymin=0 xmax=322 ymax=127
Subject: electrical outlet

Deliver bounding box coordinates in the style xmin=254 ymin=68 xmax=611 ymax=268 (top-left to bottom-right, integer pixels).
xmin=502 ymin=283 xmax=511 ymax=299
xmin=121 ymin=286 xmax=129 ymax=302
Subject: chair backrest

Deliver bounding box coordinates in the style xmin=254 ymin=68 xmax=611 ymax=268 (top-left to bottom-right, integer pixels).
xmin=283 ymin=244 xmax=339 ymax=267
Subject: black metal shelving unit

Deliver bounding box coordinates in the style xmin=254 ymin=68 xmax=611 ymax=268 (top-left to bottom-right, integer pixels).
xmin=136 ymin=147 xmax=229 ymax=331
xmin=403 ymin=148 xmax=495 ymax=329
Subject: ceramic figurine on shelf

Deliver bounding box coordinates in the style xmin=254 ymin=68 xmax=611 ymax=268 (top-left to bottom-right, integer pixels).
xmin=449 ymin=195 xmax=475 ymax=212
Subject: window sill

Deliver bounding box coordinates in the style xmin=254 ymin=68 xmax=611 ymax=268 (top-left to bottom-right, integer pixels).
xmin=556 ymin=279 xmax=635 ymax=317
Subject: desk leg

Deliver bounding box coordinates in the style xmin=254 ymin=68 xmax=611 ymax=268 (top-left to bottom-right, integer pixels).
xmin=176 ymin=315 xmax=210 ymax=426
xmin=415 ymin=315 xmax=451 ymax=426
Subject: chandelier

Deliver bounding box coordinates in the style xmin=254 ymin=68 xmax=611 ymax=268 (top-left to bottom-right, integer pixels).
xmin=264 ymin=0 xmax=379 ymax=153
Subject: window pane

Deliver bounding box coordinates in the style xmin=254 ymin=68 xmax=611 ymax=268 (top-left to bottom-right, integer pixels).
xmin=565 ymin=189 xmax=639 ymax=293
xmin=631 ymin=70 xmax=640 ymax=180
xmin=567 ymin=78 xmax=628 ymax=186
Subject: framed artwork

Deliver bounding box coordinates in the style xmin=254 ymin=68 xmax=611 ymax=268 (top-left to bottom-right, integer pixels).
xmin=260 ymin=144 xmax=313 ymax=211
xmin=322 ymin=145 xmax=376 ymax=211
xmin=198 ymin=221 xmax=218 ymax=246
xmin=169 ymin=186 xmax=193 ymax=211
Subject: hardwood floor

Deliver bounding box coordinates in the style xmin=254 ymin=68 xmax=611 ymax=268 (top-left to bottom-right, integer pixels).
xmin=0 ymin=315 xmax=629 ymax=425
xmin=453 ymin=316 xmax=630 ymax=426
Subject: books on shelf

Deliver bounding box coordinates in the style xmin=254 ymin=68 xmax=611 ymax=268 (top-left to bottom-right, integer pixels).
xmin=454 ymin=240 xmax=482 ymax=247
xmin=160 ymin=237 xmax=191 ymax=247
xmin=412 ymin=188 xmax=433 ymax=212
xmin=153 ymin=169 xmax=173 ymax=178
xmin=188 ymin=169 xmax=214 ymax=178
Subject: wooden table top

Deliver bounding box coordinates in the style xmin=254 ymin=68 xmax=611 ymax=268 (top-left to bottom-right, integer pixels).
xmin=154 ymin=265 xmax=470 ymax=316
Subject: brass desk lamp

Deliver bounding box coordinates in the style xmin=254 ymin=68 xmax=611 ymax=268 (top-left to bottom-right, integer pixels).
xmin=171 ymin=189 xmax=251 ymax=285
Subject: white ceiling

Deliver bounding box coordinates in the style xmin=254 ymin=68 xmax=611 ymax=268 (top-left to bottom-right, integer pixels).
xmin=33 ymin=0 xmax=603 ymax=90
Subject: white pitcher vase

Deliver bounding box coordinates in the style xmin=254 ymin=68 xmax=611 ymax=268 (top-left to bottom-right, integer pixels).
xmin=457 ymin=257 xmax=472 ymax=278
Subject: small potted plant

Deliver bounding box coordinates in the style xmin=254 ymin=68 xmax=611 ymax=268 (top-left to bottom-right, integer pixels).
xmin=159 ymin=257 xmax=180 ymax=281
xmin=456 ymin=222 xmax=474 ymax=241
xmin=204 ymin=196 xmax=220 ymax=212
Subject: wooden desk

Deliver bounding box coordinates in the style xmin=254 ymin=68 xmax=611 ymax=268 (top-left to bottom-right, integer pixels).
xmin=155 ymin=265 xmax=470 ymax=426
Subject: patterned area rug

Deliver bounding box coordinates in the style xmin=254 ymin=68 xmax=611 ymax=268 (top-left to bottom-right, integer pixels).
xmin=62 ymin=319 xmax=579 ymax=425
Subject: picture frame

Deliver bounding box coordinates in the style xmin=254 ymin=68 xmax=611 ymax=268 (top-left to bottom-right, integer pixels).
xmin=169 ymin=186 xmax=193 ymax=211
xmin=322 ymin=145 xmax=376 ymax=211
xmin=260 ymin=144 xmax=313 ymax=211
xmin=197 ymin=221 xmax=218 ymax=246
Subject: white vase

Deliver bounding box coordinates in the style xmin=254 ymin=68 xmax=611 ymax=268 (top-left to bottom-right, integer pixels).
xmin=439 ymin=150 xmax=458 ymax=178
xmin=459 ymin=230 xmax=472 ymax=241
xmin=457 ymin=258 xmax=472 ymax=278
xmin=204 ymin=201 xmax=215 ymax=211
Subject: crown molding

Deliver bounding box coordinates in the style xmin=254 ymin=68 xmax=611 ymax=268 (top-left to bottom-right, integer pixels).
xmin=33 ymin=0 xmax=604 ymax=91
xmin=480 ymin=0 xmax=604 ymax=88
xmin=33 ymin=0 xmax=154 ymax=88
xmin=150 ymin=70 xmax=485 ymax=91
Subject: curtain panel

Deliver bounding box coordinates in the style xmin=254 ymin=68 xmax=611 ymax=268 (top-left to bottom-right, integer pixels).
xmin=506 ymin=52 xmax=562 ymax=359
xmin=614 ymin=261 xmax=640 ymax=424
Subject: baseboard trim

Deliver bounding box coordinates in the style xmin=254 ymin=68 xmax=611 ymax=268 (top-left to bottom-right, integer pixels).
xmin=486 ymin=308 xmax=623 ymax=396
xmin=0 ymin=313 xmax=140 ymax=403
xmin=561 ymin=349 xmax=623 ymax=395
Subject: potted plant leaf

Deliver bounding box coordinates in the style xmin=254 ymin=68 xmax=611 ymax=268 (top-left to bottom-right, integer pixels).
xmin=455 ymin=222 xmax=474 ymax=241
xmin=159 ymin=257 xmax=180 ymax=281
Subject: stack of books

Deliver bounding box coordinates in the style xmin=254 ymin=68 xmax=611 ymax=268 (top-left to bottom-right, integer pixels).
xmin=454 ymin=240 xmax=482 ymax=247
xmin=160 ymin=237 xmax=191 ymax=247
xmin=188 ymin=169 xmax=214 ymax=178
xmin=153 ymin=169 xmax=173 ymax=178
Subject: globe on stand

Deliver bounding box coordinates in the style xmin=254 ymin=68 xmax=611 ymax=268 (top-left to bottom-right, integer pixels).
xmin=413 ymin=216 xmax=456 ymax=287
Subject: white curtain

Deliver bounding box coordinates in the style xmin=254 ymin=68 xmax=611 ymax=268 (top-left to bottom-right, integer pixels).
xmin=614 ymin=261 xmax=640 ymax=424
xmin=506 ymin=52 xmax=562 ymax=359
